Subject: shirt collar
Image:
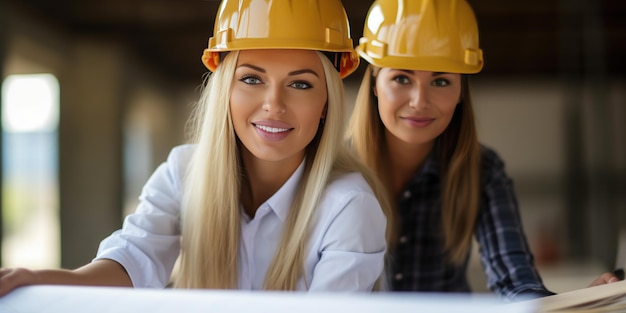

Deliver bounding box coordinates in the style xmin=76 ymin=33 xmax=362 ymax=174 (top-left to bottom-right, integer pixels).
xmin=263 ymin=159 xmax=305 ymax=222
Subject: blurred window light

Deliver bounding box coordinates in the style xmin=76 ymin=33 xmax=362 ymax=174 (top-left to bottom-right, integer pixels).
xmin=1 ymin=74 xmax=60 ymax=268
xmin=2 ymin=74 xmax=59 ymax=132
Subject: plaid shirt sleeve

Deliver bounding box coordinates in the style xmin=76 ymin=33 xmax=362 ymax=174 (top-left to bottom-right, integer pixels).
xmin=474 ymin=146 xmax=555 ymax=301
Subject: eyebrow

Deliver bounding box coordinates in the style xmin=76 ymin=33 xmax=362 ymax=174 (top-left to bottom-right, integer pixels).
xmin=288 ymin=69 xmax=320 ymax=77
xmin=237 ymin=64 xmax=320 ymax=78
xmin=396 ymin=69 xmax=447 ymax=76
xmin=238 ymin=63 xmax=265 ymax=72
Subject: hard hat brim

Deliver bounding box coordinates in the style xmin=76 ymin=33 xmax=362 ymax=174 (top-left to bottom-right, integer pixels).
xmin=357 ymin=46 xmax=483 ymax=74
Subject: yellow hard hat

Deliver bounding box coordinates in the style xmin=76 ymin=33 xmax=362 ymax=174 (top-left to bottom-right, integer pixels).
xmin=201 ymin=0 xmax=360 ymax=79
xmin=357 ymin=0 xmax=484 ymax=74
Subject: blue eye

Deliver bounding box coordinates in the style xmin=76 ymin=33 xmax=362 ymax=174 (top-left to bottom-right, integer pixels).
xmin=291 ymin=81 xmax=312 ymax=89
xmin=240 ymin=75 xmax=262 ymax=85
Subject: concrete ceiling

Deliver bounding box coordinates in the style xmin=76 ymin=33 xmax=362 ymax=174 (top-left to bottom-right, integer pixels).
xmin=5 ymin=0 xmax=626 ymax=85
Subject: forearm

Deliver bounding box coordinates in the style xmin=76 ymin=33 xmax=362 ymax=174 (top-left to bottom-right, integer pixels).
xmin=38 ymin=259 xmax=132 ymax=287
xmin=0 ymin=259 xmax=131 ymax=297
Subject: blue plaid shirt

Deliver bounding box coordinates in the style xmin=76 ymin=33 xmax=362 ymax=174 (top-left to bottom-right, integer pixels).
xmin=389 ymin=145 xmax=555 ymax=301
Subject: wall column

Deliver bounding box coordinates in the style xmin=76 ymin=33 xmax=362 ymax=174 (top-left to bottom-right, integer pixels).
xmin=59 ymin=39 xmax=125 ymax=268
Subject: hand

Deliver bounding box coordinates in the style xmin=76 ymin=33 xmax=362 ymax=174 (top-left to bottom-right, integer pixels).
xmin=587 ymin=271 xmax=621 ymax=287
xmin=0 ymin=267 xmax=40 ymax=297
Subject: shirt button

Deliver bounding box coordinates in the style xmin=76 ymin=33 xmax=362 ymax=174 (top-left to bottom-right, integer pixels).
xmin=394 ymin=273 xmax=403 ymax=281
xmin=403 ymin=190 xmax=411 ymax=199
xmin=399 ymin=236 xmax=407 ymax=244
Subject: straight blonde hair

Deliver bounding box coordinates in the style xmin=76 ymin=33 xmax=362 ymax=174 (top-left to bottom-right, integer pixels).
xmin=346 ymin=65 xmax=480 ymax=264
xmin=175 ymin=52 xmax=393 ymax=289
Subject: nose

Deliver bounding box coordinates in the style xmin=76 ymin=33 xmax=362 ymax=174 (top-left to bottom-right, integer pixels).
xmin=408 ymin=83 xmax=428 ymax=110
xmin=262 ymin=85 xmax=286 ymax=115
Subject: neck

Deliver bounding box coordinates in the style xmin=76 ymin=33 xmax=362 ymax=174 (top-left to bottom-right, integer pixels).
xmin=240 ymin=150 xmax=302 ymax=218
xmin=385 ymin=132 xmax=434 ymax=197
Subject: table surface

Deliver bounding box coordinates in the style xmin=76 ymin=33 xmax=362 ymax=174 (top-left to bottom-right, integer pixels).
xmin=0 ymin=285 xmax=536 ymax=313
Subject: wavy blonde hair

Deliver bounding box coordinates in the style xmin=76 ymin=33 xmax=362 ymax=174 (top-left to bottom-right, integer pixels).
xmin=346 ymin=65 xmax=480 ymax=264
xmin=175 ymin=51 xmax=392 ymax=290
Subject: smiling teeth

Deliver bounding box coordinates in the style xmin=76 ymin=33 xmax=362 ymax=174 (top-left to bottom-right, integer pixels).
xmin=256 ymin=125 xmax=289 ymax=133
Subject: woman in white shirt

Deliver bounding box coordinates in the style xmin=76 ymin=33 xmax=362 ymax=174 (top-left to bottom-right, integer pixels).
xmin=0 ymin=0 xmax=392 ymax=294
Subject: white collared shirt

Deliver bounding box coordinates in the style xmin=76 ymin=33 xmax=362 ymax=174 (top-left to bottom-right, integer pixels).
xmin=95 ymin=144 xmax=386 ymax=291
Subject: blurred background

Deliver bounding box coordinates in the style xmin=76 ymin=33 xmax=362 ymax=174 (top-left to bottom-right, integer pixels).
xmin=0 ymin=0 xmax=624 ymax=294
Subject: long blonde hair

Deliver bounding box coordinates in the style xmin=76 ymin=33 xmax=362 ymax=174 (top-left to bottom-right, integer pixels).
xmin=346 ymin=65 xmax=480 ymax=265
xmin=175 ymin=51 xmax=393 ymax=289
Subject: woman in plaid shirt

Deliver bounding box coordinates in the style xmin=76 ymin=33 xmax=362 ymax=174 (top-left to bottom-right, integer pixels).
xmin=346 ymin=0 xmax=618 ymax=301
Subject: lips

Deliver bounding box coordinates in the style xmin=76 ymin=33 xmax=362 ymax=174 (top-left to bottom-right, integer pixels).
xmin=401 ymin=116 xmax=434 ymax=127
xmin=403 ymin=116 xmax=432 ymax=122
xmin=253 ymin=120 xmax=293 ymax=132
xmin=252 ymin=121 xmax=294 ymax=141
xmin=255 ymin=124 xmax=290 ymax=133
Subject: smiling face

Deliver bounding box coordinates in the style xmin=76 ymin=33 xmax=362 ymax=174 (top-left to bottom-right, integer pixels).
xmin=374 ymin=69 xmax=462 ymax=148
xmin=230 ymin=49 xmax=328 ymax=167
